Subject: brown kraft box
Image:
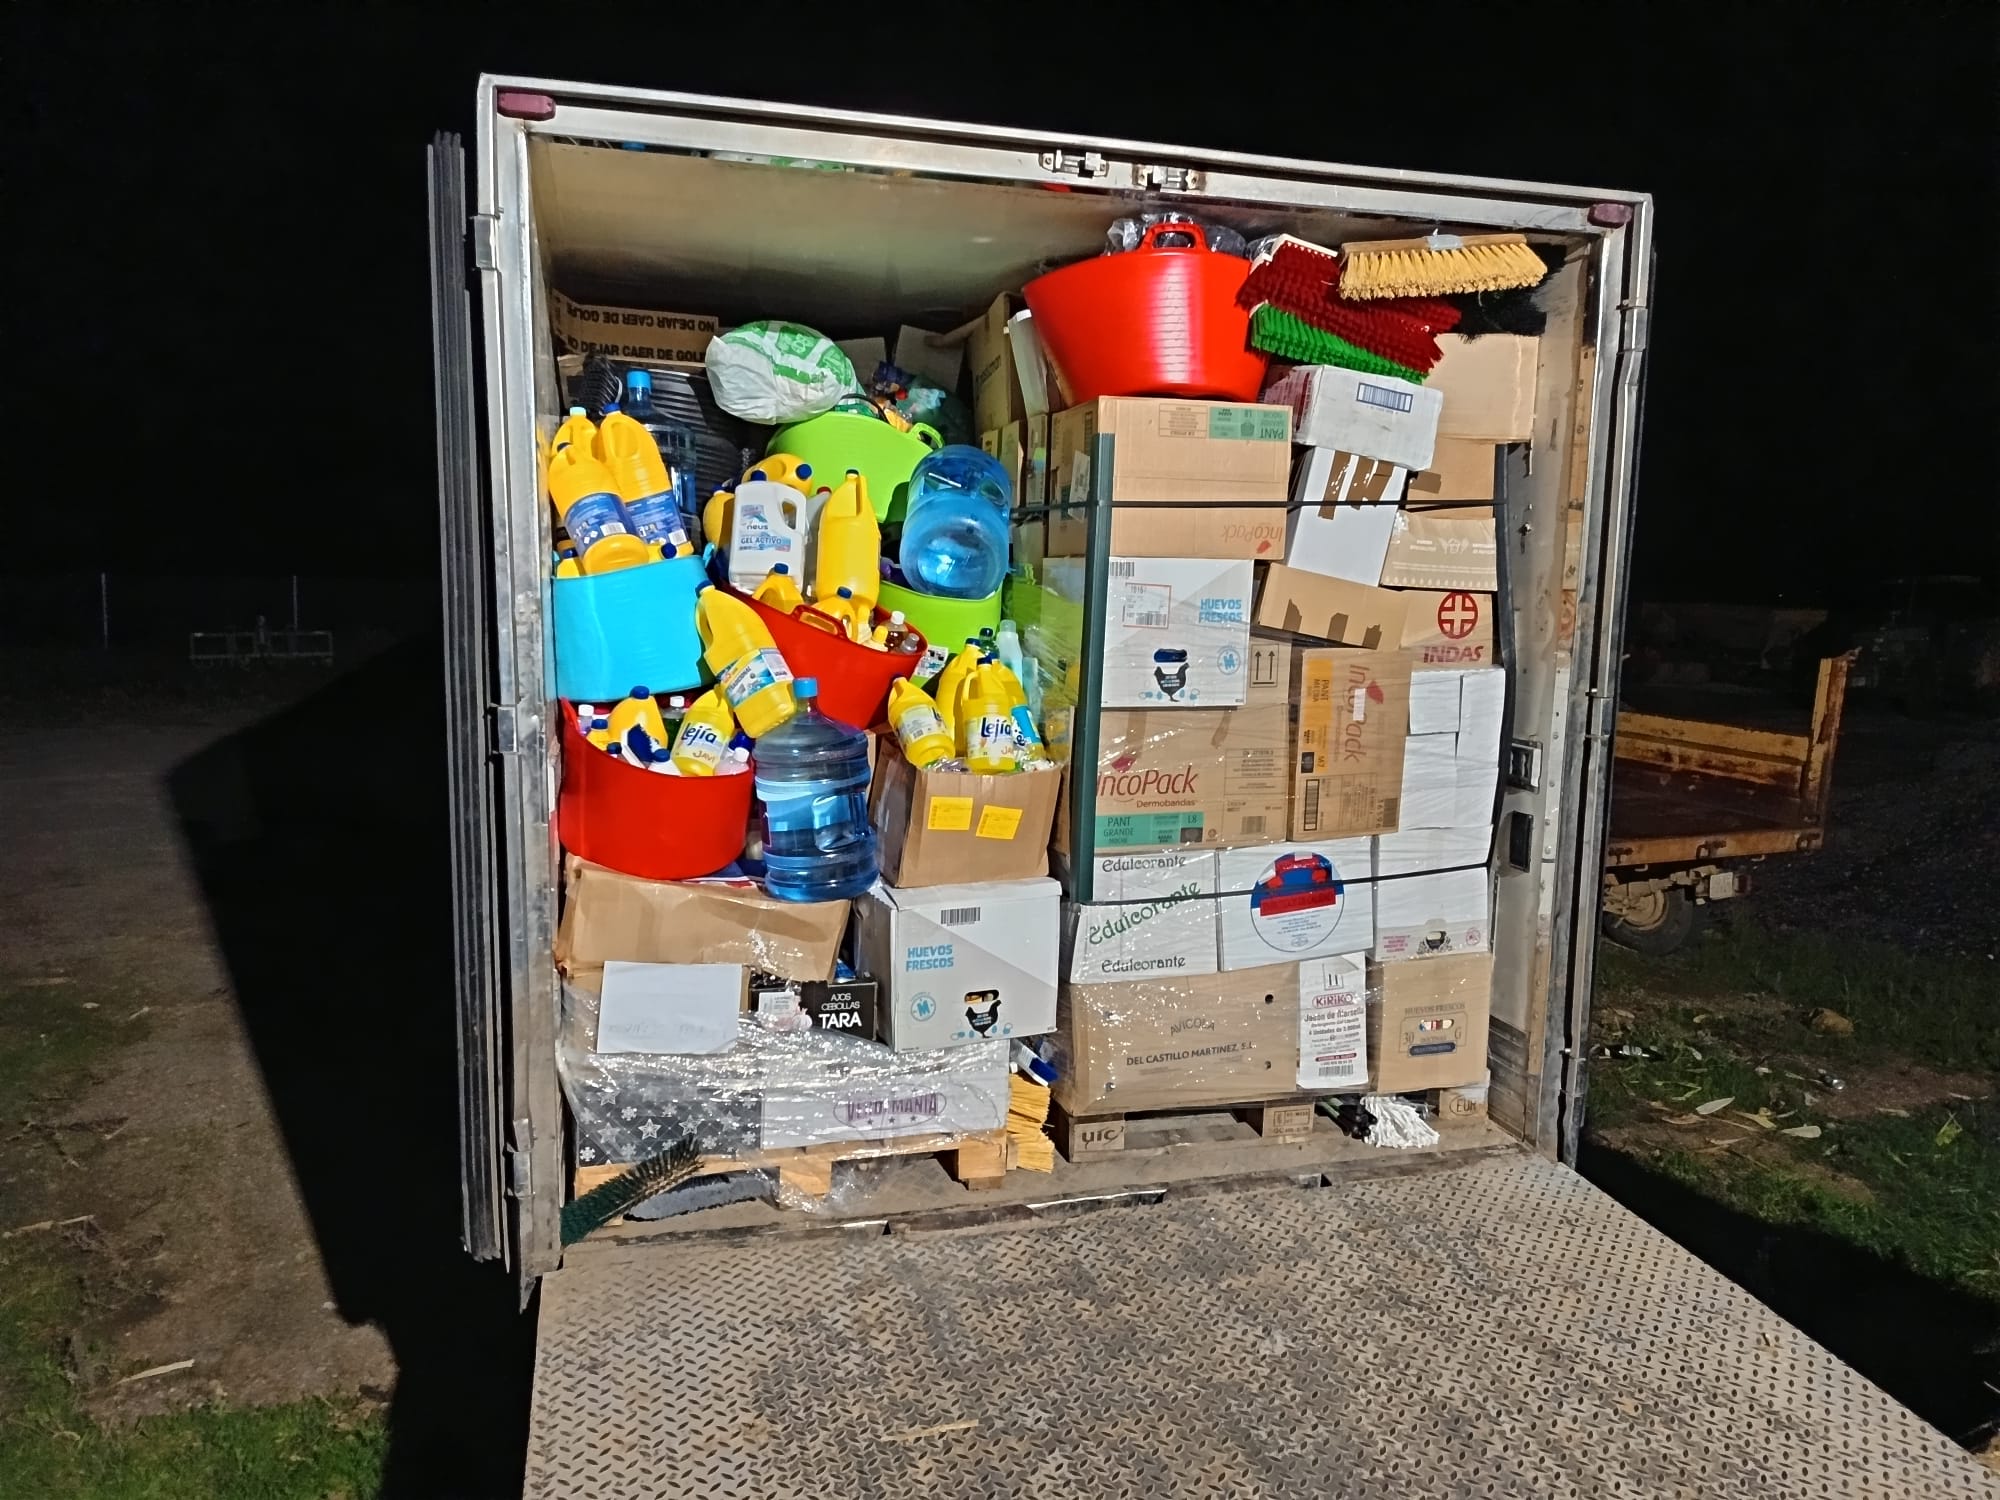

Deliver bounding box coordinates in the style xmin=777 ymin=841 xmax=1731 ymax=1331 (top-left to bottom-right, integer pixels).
xmin=1366 ymin=953 xmax=1492 ymax=1092
xmin=1291 ymin=647 xmax=1411 ymax=839
xmin=870 ymin=752 xmax=1061 ymax=887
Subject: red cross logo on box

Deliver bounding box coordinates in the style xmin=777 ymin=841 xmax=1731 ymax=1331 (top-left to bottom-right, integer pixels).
xmin=1436 ymin=591 xmax=1481 ymax=640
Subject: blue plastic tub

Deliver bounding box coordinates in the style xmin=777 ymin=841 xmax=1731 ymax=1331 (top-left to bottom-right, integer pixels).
xmin=551 ymin=553 xmax=709 ymax=701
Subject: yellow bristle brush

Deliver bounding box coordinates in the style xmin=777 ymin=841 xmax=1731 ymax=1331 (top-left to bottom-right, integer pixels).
xmin=1339 ymin=233 xmax=1548 ymax=301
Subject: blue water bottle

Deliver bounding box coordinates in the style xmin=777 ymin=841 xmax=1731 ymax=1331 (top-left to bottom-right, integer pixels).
xmin=896 ymin=444 xmax=1013 ymax=599
xmin=753 ymin=678 xmax=878 ymax=902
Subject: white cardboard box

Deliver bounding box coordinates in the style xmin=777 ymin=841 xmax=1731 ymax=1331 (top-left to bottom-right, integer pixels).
xmin=1374 ymin=827 xmax=1492 ymax=961
xmin=1399 ymin=734 xmax=1461 ymax=831
xmin=1067 ymin=851 xmax=1220 ymax=983
xmin=1217 ymin=839 xmax=1376 ymax=970
xmin=1283 ymin=448 xmax=1405 ymax=584
xmin=855 ymin=878 xmax=1061 ymax=1049
xmin=759 ymin=1041 xmax=1010 ymax=1149
xmin=1297 ymin=952 xmax=1370 ymax=1091
xmin=1047 ymin=556 xmax=1254 ymax=707
xmin=1261 ymin=365 xmax=1442 ymax=470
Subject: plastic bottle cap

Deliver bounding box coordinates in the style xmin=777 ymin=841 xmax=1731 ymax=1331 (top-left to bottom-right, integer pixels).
xmin=631 ymin=687 xmax=652 ymax=699
xmin=890 ymin=611 xmax=905 ymax=625
xmin=773 ymin=563 xmax=789 ymax=575
xmin=748 ymin=468 xmax=768 ymax=481
xmin=797 ymin=462 xmax=812 ymax=478
xmin=568 ymin=406 xmax=587 ymax=416
xmin=837 ymin=587 xmax=854 ymax=599
xmin=795 ymin=677 xmax=819 ymax=698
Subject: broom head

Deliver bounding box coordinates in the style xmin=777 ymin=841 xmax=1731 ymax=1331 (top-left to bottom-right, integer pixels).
xmin=1340 ymin=234 xmax=1547 ymax=301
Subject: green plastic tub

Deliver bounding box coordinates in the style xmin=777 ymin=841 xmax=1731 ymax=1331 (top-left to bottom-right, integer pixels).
xmin=769 ymin=411 xmax=942 ymax=523
xmin=876 ymin=579 xmax=1002 ymax=677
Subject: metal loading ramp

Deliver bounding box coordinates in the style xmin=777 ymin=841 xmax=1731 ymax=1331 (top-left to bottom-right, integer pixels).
xmin=526 ymin=1153 xmax=1996 ymax=1498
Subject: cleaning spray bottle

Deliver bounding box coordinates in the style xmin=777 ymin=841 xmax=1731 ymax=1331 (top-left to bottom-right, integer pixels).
xmin=956 ymin=659 xmax=1023 ymax=774
xmin=599 ymin=404 xmax=694 ymax=555
xmin=548 ymin=424 xmax=651 ymax=575
xmin=814 ymin=469 xmax=880 ymax=611
xmin=887 ymin=678 xmax=954 ymax=769
xmin=670 ymin=687 xmax=736 ymax=776
xmin=753 ymin=563 xmax=807 ymax=615
xmin=931 ymin=640 xmax=986 ymax=743
xmin=696 ymin=585 xmax=798 ymax=738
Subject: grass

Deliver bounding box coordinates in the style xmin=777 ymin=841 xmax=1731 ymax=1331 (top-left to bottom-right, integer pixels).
xmin=1590 ymin=919 xmax=2000 ymax=1301
xmin=0 ymin=982 xmax=389 ymax=1498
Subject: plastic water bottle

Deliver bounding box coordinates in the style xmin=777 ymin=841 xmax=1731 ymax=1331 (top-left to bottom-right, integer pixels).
xmin=897 ymin=445 xmax=1012 ymax=599
xmin=754 ymin=678 xmax=878 ymax=903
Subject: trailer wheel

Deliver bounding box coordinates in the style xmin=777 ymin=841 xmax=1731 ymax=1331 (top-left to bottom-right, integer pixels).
xmin=1601 ymin=886 xmax=1700 ymax=955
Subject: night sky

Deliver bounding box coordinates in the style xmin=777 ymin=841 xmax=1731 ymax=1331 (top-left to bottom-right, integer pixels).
xmin=14 ymin=6 xmax=1995 ymax=610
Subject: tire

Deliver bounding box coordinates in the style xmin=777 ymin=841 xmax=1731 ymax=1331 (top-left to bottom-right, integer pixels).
xmin=1601 ymin=885 xmax=1700 ymax=955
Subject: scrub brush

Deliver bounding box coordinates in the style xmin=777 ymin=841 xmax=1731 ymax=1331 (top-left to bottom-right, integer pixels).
xmin=560 ymin=1137 xmax=703 ymax=1245
xmin=1340 ymin=233 xmax=1548 ymax=301
xmin=1250 ymin=305 xmax=1429 ymax=382
xmin=1240 ymin=235 xmax=1460 ymax=373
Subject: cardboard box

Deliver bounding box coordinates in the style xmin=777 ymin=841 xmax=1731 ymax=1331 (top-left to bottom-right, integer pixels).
xmin=968 ymin=292 xmax=1028 ymax=437
xmin=854 ymin=878 xmax=1062 ymax=1049
xmin=1255 ymin=564 xmax=1410 ymax=650
xmin=1405 ymin=439 xmax=1499 ymax=503
xmin=1373 ymin=826 xmax=1493 ymax=961
xmin=1217 ymin=839 xmax=1376 ymax=970
xmin=1066 ymin=851 xmax=1220 ymax=982
xmin=1380 ymin=507 xmax=1499 ymax=592
xmin=981 ymin=415 xmax=1050 ymax=510
xmin=759 ymin=1041 xmax=1011 ymax=1150
xmin=1283 ymin=448 xmax=1405 ymax=584
xmin=1291 ymin=648 xmax=1412 ymax=839
xmin=1045 ymin=398 xmax=1291 ymax=559
xmin=1260 ymin=364 xmax=1441 ymax=470
xmin=555 ymin=857 xmax=847 ymax=981
xmin=750 ymin=977 xmax=880 ymax=1039
xmin=892 ymin=324 xmax=962 ymax=392
xmin=1043 ymin=555 xmax=1252 ymax=707
xmin=1053 ymin=963 xmax=1302 ymax=1115
xmin=1245 ymin=632 xmax=1294 ymax=706
xmin=549 ymin=291 xmax=717 ymax=366
xmin=1401 ymin=590 xmax=1496 ymax=670
xmin=1367 ymin=953 xmax=1492 ymax=1092
xmin=1430 ymin=335 xmax=1538 ymax=442
xmin=1066 ymin=705 xmax=1292 ymax=855
xmin=870 ymin=754 xmax=1060 ymax=888
xmin=1298 ymin=953 xmax=1370 ymax=1091
xmin=1436 ymin=1072 xmax=1490 ymax=1129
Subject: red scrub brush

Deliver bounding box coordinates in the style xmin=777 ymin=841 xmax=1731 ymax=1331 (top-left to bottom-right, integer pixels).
xmin=1240 ymin=235 xmax=1460 ymax=374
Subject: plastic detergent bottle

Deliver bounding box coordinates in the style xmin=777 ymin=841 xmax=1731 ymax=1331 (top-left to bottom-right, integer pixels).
xmin=957 ymin=660 xmax=1023 ymax=773
xmin=670 ymin=687 xmax=735 ymax=776
xmin=746 ymin=453 xmax=818 ymax=496
xmin=584 ymin=714 xmax=613 ymax=751
xmin=599 ymin=404 xmax=694 ymax=555
xmin=990 ymin=657 xmax=1043 ymax=756
xmin=696 ymin=585 xmax=798 ymax=738
xmin=819 ymin=586 xmax=873 ymax=644
xmin=622 ymin=371 xmax=701 ymax=530
xmin=887 ymin=677 xmax=954 ymax=769
xmin=607 ymin=688 xmax=672 ymax=762
xmin=753 ymin=677 xmax=878 ymax=903
xmin=548 ymin=437 xmax=650 ymax=574
xmin=930 ymin=639 xmax=986 ymax=742
xmin=814 ymin=469 xmax=881 ymax=609
xmin=753 ymin=563 xmax=807 ymax=615
xmin=897 ymin=444 xmax=1013 ymax=599
xmin=551 ymin=406 xmax=597 ymax=454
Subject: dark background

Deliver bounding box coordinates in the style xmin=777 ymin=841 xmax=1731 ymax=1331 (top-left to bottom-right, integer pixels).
xmin=10 ymin=5 xmax=1997 ymax=631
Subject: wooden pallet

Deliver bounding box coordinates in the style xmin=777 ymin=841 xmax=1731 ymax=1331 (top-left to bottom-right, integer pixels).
xmin=573 ymin=1128 xmax=1012 ymax=1202
xmin=1050 ymin=1098 xmax=1321 ymax=1161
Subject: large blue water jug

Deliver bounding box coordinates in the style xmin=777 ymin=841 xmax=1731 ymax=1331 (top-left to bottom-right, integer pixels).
xmin=754 ymin=678 xmax=879 ymax=903
xmin=896 ymin=444 xmax=1012 ymax=600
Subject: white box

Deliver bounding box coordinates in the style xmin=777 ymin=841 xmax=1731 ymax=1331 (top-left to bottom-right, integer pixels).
xmin=1047 ymin=556 xmax=1254 ymax=707
xmin=1374 ymin=827 xmax=1493 ymax=961
xmin=1456 ymin=667 xmax=1507 ymax=764
xmin=1399 ymin=734 xmax=1461 ymax=831
xmin=1297 ymin=952 xmax=1370 ymax=1091
xmin=1217 ymin=839 xmax=1375 ymax=970
xmin=1283 ymin=448 xmax=1405 ymax=584
xmin=1261 ymin=365 xmax=1442 ymax=470
xmin=759 ymin=1040 xmax=1011 ymax=1149
xmin=1408 ymin=671 xmax=1466 ymax=736
xmin=1067 ymin=851 xmax=1219 ymax=982
xmin=855 ymin=878 xmax=1061 ymax=1049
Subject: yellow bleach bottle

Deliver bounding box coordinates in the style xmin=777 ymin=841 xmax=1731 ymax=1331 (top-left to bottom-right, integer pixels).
xmin=670 ymin=688 xmax=735 ymax=776
xmin=887 ymin=678 xmax=954 ymax=768
xmin=931 ymin=640 xmax=985 ymax=743
xmin=820 ymin=585 xmax=874 ymax=644
xmin=814 ymin=469 xmax=880 ymax=610
xmin=696 ymin=585 xmax=798 ymax=738
xmin=753 ymin=563 xmax=806 ymax=615
xmin=606 ymin=688 xmax=672 ymax=761
xmin=957 ymin=661 xmax=1023 ymax=773
xmin=551 ymin=406 xmax=597 ymax=454
xmin=599 ymin=408 xmax=694 ymax=556
xmin=548 ymin=432 xmax=651 ymax=575
xmin=745 ymin=453 xmax=819 ymax=496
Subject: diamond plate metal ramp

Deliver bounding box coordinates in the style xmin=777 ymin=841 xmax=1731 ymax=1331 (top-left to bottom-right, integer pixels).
xmin=525 ymin=1153 xmax=1997 ymax=1498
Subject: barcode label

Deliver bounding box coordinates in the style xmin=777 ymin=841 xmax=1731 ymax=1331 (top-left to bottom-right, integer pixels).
xmin=1128 ymin=611 xmax=1168 ymax=627
xmin=1110 ymin=560 xmax=1138 ymax=578
xmin=1356 ymin=381 xmax=1415 ymax=413
xmin=1240 ymin=815 xmax=1266 ymax=834
xmin=938 ymin=906 xmax=981 ymax=927
xmin=1302 ymin=782 xmax=1321 ymax=831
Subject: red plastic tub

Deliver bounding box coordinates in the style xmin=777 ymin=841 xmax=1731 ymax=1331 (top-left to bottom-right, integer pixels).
xmin=1024 ymin=221 xmax=1267 ymax=405
xmin=557 ymin=702 xmax=752 ymax=881
xmin=735 ymin=588 xmax=927 ymax=731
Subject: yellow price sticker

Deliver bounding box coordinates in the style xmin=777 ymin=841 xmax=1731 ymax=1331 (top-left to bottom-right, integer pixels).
xmin=975 ymin=804 xmax=1024 ymax=840
xmin=927 ymin=795 xmax=974 ymax=832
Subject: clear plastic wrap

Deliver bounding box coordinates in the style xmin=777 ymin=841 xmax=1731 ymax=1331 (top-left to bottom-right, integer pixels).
xmin=1104 ymin=212 xmax=1248 ymax=258
xmin=559 ymin=976 xmax=1011 ymax=1175
xmin=555 ymin=856 xmax=849 ymax=981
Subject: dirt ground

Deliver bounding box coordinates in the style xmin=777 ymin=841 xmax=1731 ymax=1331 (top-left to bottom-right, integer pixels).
xmin=0 ymin=714 xmax=396 ymax=1417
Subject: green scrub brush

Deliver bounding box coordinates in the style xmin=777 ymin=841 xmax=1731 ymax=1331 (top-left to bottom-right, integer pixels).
xmin=560 ymin=1137 xmax=703 ymax=1245
xmin=1249 ymin=305 xmax=1429 ymax=382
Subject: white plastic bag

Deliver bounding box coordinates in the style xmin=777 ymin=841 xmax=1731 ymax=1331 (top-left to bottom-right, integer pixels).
xmin=705 ymin=320 xmax=859 ymax=423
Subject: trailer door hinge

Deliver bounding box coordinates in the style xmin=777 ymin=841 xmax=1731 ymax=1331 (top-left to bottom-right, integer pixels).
xmin=1040 ymin=149 xmax=1110 ymax=179
xmin=489 ymin=701 xmax=527 ymax=756
xmin=469 ymin=213 xmax=500 ymax=272
xmin=1136 ymin=162 xmax=1199 ymax=192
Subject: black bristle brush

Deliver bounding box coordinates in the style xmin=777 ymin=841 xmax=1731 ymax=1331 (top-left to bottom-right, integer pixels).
xmin=1447 ymin=243 xmax=1569 ymax=337
xmin=560 ymin=1137 xmax=704 ymax=1246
